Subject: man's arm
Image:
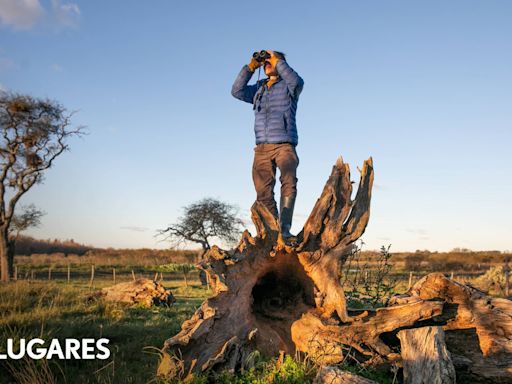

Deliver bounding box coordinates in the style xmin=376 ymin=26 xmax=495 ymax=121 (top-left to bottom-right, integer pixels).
xmin=275 ymin=60 xmax=304 ymax=99
xmin=231 ymin=65 xmax=258 ymax=104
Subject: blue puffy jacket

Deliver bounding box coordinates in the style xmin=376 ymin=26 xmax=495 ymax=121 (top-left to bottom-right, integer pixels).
xmin=231 ymin=60 xmax=304 ymax=146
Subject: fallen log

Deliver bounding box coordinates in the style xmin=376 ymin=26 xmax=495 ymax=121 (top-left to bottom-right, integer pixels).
xmin=90 ymin=278 xmax=175 ymax=307
xmin=291 ymin=300 xmax=443 ymax=364
xmin=391 ymin=273 xmax=512 ymax=383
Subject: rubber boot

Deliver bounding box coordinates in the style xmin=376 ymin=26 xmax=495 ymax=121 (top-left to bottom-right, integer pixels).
xmin=279 ymin=195 xmax=296 ymax=238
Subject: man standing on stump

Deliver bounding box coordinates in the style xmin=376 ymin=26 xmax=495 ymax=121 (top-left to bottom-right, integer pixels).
xmin=232 ymin=50 xmax=304 ymax=238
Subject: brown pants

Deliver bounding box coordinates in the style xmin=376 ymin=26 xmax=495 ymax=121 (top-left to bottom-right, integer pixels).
xmin=252 ymin=143 xmax=299 ymax=218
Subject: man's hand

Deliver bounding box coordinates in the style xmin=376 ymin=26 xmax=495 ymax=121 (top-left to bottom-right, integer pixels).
xmin=248 ymin=57 xmax=262 ymax=72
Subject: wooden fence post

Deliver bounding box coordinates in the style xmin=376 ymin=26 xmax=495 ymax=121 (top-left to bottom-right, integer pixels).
xmin=132 ymin=270 xmax=136 ymax=281
xmin=408 ymin=271 xmax=413 ymax=290
xmin=67 ymin=264 xmax=71 ymax=283
xmin=504 ymin=257 xmax=510 ymax=297
xmin=14 ymin=266 xmax=17 ymax=281
xmin=113 ymin=268 xmax=116 ymax=283
xmin=89 ymin=264 xmax=95 ymax=287
xmin=48 ymin=267 xmax=52 ymax=280
xmin=31 ymin=270 xmax=34 ymax=280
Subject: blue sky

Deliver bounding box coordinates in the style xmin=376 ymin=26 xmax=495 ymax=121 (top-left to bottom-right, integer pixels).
xmin=1 ymin=0 xmax=511 ymax=252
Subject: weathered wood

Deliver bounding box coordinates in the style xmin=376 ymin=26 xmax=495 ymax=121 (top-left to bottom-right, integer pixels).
xmin=291 ymin=300 xmax=443 ymax=364
xmin=391 ymin=273 xmax=512 ymax=382
xmin=156 ymin=156 xmax=512 ymax=384
xmin=314 ymin=366 xmax=377 ymax=384
xmin=91 ymin=278 xmax=175 ymax=307
xmin=157 ymin=157 xmax=374 ymax=381
xmin=397 ymin=326 xmax=455 ymax=384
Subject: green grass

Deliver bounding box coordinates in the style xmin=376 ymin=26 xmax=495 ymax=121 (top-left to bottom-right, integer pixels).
xmin=180 ymin=354 xmax=394 ymax=384
xmin=0 ymin=278 xmax=208 ymax=384
xmin=0 ymin=277 xmax=398 ymax=383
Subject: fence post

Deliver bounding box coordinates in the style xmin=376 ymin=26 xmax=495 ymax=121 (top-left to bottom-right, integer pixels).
xmin=67 ymin=264 xmax=71 ymax=284
xmin=132 ymin=270 xmax=136 ymax=281
xmin=450 ymin=271 xmax=454 ymax=280
xmin=113 ymin=268 xmax=116 ymax=284
xmin=89 ymin=264 xmax=95 ymax=287
xmin=408 ymin=271 xmax=413 ymax=290
xmin=31 ymin=270 xmax=34 ymax=280
xmin=14 ymin=266 xmax=17 ymax=281
xmin=154 ymin=272 xmax=158 ymax=281
xmin=48 ymin=267 xmax=52 ymax=280
xmin=504 ymin=257 xmax=510 ymax=297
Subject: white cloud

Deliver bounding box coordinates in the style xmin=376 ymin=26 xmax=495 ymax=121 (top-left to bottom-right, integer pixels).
xmin=0 ymin=0 xmax=80 ymax=30
xmin=51 ymin=0 xmax=80 ymax=28
xmin=0 ymin=0 xmax=44 ymax=29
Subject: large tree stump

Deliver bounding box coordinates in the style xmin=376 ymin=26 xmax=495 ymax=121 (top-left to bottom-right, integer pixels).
xmin=157 ymin=157 xmax=512 ymax=383
xmin=157 ymin=157 xmax=375 ymax=380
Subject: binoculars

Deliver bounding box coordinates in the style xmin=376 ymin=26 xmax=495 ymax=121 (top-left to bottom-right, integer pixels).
xmin=253 ymin=50 xmax=271 ymax=63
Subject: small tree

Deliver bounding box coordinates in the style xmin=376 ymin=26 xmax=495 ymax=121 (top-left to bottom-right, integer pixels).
xmin=158 ymin=198 xmax=243 ymax=259
xmin=0 ymin=93 xmax=83 ymax=282
xmin=7 ymin=204 xmax=45 ymax=277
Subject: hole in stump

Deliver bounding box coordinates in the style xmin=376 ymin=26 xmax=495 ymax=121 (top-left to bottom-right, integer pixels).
xmin=250 ymin=253 xmax=316 ymax=354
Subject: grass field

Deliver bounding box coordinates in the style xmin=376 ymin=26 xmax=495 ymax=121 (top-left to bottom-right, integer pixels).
xmin=0 ymin=275 xmax=400 ymax=384
xmin=0 ymin=277 xmax=207 ymax=384
xmin=1 ymin=246 xmax=509 ymax=383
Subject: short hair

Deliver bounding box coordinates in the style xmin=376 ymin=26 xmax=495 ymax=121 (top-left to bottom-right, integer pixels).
xmin=273 ymin=51 xmax=286 ymax=61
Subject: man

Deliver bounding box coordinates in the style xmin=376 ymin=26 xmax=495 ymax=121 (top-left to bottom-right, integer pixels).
xmin=231 ymin=50 xmax=304 ymax=238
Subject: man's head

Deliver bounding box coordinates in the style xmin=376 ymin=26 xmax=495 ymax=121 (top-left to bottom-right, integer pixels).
xmin=264 ymin=51 xmax=286 ymax=77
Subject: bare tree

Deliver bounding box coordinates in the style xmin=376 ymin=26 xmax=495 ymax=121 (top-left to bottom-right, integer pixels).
xmin=6 ymin=204 xmax=45 ymax=277
xmin=10 ymin=204 xmax=45 ymax=238
xmin=0 ymin=93 xmax=83 ymax=282
xmin=158 ymin=198 xmax=243 ymax=259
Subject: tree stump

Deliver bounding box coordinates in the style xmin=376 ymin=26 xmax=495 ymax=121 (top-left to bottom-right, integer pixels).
xmin=157 ymin=157 xmax=512 ymax=383
xmin=157 ymin=156 xmax=375 ymax=380
xmin=397 ymin=326 xmax=456 ymax=384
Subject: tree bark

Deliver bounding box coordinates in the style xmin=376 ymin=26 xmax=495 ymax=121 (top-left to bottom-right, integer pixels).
xmin=397 ymin=326 xmax=456 ymax=384
xmin=390 ymin=273 xmax=512 ymax=383
xmin=314 ymin=366 xmax=378 ymax=384
xmin=7 ymin=238 xmax=15 ymax=279
xmin=0 ymin=228 xmax=9 ymax=282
